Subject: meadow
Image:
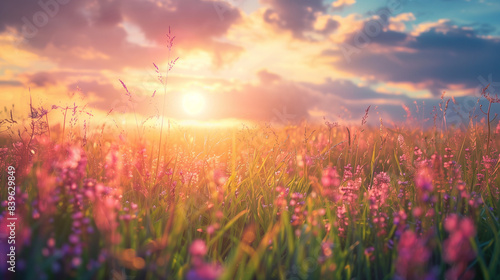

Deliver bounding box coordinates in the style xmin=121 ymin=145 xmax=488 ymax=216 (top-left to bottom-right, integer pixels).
xmin=0 ymin=94 xmax=500 ymax=280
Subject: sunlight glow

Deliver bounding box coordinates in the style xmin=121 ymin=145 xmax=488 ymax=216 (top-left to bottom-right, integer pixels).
xmin=182 ymin=92 xmax=206 ymax=116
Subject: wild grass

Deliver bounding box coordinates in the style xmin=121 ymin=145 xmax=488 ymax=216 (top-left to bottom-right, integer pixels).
xmin=0 ymin=106 xmax=499 ymax=279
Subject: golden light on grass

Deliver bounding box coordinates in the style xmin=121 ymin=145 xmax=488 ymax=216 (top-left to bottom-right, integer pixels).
xmin=182 ymin=92 xmax=206 ymax=116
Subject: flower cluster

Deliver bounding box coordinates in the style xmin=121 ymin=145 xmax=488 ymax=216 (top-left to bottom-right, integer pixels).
xmin=186 ymin=240 xmax=223 ymax=280
xmin=443 ymin=214 xmax=476 ymax=280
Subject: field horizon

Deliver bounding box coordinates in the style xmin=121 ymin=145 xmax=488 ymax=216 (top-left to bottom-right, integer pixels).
xmin=1 ymin=100 xmax=500 ymax=279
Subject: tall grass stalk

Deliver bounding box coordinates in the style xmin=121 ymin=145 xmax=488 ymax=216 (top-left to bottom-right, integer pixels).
xmin=155 ymin=27 xmax=177 ymax=185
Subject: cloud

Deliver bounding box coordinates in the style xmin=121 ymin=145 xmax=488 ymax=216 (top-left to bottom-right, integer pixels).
xmin=24 ymin=71 xmax=58 ymax=87
xmin=257 ymin=69 xmax=281 ymax=84
xmin=0 ymin=0 xmax=244 ymax=70
xmin=327 ymin=20 xmax=500 ymax=96
xmin=122 ymin=0 xmax=244 ymax=67
xmin=303 ymin=78 xmax=408 ymax=101
xmin=368 ymin=29 xmax=408 ymax=45
xmin=261 ymin=0 xmax=339 ymax=39
xmin=0 ymin=80 xmax=22 ymax=87
xmin=331 ymin=0 xmax=356 ymax=11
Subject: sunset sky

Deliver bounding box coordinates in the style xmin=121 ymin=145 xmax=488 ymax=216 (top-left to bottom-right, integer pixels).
xmin=1 ymin=0 xmax=500 ymax=129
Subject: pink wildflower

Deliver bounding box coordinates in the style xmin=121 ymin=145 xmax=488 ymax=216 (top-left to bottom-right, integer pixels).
xmin=189 ymin=239 xmax=207 ymax=257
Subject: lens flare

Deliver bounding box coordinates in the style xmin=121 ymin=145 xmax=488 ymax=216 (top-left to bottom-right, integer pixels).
xmin=182 ymin=92 xmax=205 ymax=116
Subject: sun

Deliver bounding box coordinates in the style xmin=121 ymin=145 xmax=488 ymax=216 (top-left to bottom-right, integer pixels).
xmin=182 ymin=92 xmax=206 ymax=116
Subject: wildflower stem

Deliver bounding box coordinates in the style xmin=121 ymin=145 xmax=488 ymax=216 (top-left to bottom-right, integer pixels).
xmin=62 ymin=106 xmax=68 ymax=145
xmin=470 ymin=237 xmax=490 ymax=280
xmin=486 ymin=100 xmax=492 ymax=155
xmin=155 ymin=34 xmax=173 ymax=186
xmin=45 ymin=113 xmax=51 ymax=139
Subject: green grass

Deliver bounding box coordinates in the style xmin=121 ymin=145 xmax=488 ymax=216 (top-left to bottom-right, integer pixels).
xmin=0 ymin=118 xmax=499 ymax=279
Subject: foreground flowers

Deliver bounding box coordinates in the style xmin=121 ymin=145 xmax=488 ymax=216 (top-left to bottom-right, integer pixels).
xmin=443 ymin=215 xmax=476 ymax=280
xmin=187 ymin=240 xmax=223 ymax=280
xmin=0 ymin=121 xmax=498 ymax=279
